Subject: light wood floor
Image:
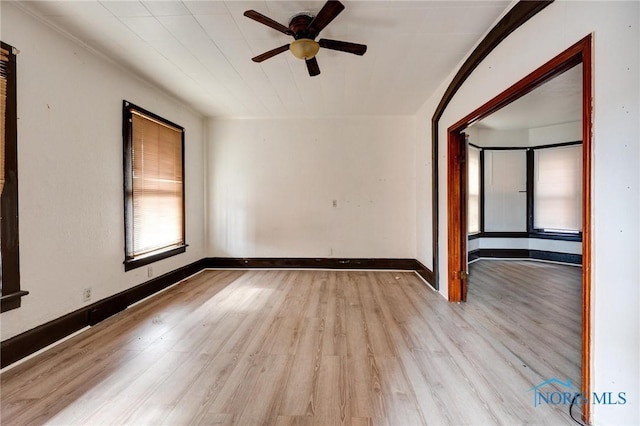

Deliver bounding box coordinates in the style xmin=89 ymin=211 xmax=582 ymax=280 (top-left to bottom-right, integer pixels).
xmin=1 ymin=261 xmax=582 ymax=425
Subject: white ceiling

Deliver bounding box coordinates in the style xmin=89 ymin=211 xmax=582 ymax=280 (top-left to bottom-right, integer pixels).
xmin=15 ymin=0 xmax=511 ymax=118
xmin=473 ymin=63 xmax=583 ymax=131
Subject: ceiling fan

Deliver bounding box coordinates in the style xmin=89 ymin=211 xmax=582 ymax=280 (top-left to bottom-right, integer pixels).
xmin=243 ymin=0 xmax=367 ymax=77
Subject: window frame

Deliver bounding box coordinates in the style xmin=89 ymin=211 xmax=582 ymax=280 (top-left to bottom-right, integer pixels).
xmin=530 ymin=142 xmax=583 ymax=237
xmin=1 ymin=41 xmax=26 ymax=313
xmin=122 ymin=100 xmax=187 ymax=271
xmin=467 ymin=144 xmax=481 ymax=235
xmin=471 ymin=141 xmax=582 ymax=243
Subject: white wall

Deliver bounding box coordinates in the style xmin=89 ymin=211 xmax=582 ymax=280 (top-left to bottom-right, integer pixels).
xmin=466 ymin=121 xmax=581 ymax=147
xmin=529 ymin=121 xmax=582 ymax=146
xmin=415 ymin=109 xmax=434 ymax=270
xmin=0 ymin=3 xmax=206 ymax=341
xmin=466 ymin=127 xmax=529 ymax=147
xmin=207 ymin=117 xmax=416 ymax=259
xmin=416 ymin=1 xmax=639 ymax=424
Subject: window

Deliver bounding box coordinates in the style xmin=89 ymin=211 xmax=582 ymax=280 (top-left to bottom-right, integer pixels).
xmin=123 ymin=101 xmax=186 ymax=271
xmin=483 ymin=149 xmax=527 ymax=232
xmin=467 ymin=145 xmax=481 ymax=234
xmin=1 ymin=42 xmax=26 ymax=312
xmin=533 ymin=144 xmax=582 ymax=233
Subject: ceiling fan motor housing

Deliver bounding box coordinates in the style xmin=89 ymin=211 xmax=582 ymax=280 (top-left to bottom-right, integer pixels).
xmin=288 ymin=14 xmax=315 ymax=39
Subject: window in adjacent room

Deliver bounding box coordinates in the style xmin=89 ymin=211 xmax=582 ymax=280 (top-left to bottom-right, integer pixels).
xmin=483 ymin=149 xmax=528 ymax=232
xmin=533 ymin=144 xmax=582 ymax=233
xmin=467 ymin=145 xmax=481 ymax=234
xmin=123 ymin=101 xmax=186 ymax=271
xmin=1 ymin=41 xmax=26 ymax=312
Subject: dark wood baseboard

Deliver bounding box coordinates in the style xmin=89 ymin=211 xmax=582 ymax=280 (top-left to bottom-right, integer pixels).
xmin=469 ymin=249 xmax=582 ymax=265
xmin=205 ymin=257 xmax=435 ymax=290
xmin=468 ymin=250 xmax=481 ymax=262
xmin=0 ymin=258 xmax=207 ymax=369
xmin=529 ymin=250 xmax=582 ymax=265
xmin=205 ymin=257 xmax=418 ymax=271
xmin=1 ymin=257 xmax=434 ymax=369
xmin=414 ymin=259 xmax=435 ymax=287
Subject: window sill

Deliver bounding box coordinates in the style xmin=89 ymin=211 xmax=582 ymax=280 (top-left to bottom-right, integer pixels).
xmin=1 ymin=290 xmax=29 ymax=313
xmin=124 ymin=245 xmax=187 ymax=271
xmin=529 ymin=231 xmax=582 ymax=242
xmin=474 ymin=231 xmax=582 ymax=242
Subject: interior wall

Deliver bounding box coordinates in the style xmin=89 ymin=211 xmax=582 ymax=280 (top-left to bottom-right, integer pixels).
xmin=0 ymin=3 xmax=206 ymax=341
xmin=466 ymin=121 xmax=581 ymax=148
xmin=415 ymin=103 xmax=436 ymax=270
xmin=207 ymin=116 xmax=417 ymax=259
xmin=466 ymin=127 xmax=528 ymax=147
xmin=529 ymin=121 xmax=582 ymax=146
xmin=416 ymin=1 xmax=639 ymax=424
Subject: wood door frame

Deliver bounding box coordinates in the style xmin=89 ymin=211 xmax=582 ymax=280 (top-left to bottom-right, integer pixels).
xmin=447 ymin=131 xmax=468 ymax=302
xmin=446 ymin=35 xmax=592 ymax=422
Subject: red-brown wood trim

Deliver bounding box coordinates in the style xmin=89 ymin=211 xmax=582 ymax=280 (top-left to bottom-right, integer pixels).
xmin=580 ymin=34 xmax=593 ymax=425
xmin=431 ymin=1 xmax=554 ymax=290
xmin=447 ymin=131 xmax=465 ymax=302
xmin=461 ymin=137 xmax=468 ymax=302
xmin=449 ymin=37 xmax=588 ymax=131
xmin=446 ymin=34 xmax=593 ymax=422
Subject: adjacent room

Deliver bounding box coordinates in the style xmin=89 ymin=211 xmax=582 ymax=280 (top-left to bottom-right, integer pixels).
xmin=1 ymin=1 xmax=638 ymax=425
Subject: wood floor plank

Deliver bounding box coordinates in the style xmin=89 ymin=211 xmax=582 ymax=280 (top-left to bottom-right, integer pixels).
xmin=233 ymin=354 xmax=290 ymax=425
xmin=343 ymin=273 xmax=385 ymax=419
xmin=274 ymin=415 xmax=314 ymax=426
xmin=356 ymin=273 xmax=398 ymax=358
xmin=160 ymin=351 xmax=241 ymax=425
xmin=375 ymin=355 xmax=426 ymax=426
xmin=83 ymin=350 xmax=189 ymax=424
xmin=312 ymin=355 xmax=349 ymax=426
xmin=321 ymin=272 xmax=348 ymax=357
xmin=1 ymin=261 xmax=581 ymax=425
xmin=303 ymin=271 xmax=329 ymax=319
xmin=124 ymin=352 xmax=213 ymax=417
xmin=278 ymin=317 xmax=323 ymax=417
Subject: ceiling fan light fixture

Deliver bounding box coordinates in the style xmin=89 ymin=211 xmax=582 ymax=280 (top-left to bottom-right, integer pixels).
xmin=290 ymin=39 xmax=320 ymax=60
xmin=244 ymin=1 xmax=366 ymax=76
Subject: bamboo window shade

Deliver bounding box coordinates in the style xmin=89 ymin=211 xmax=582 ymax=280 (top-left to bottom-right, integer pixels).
xmin=0 ymin=47 xmax=8 ymax=195
xmin=127 ymin=110 xmax=184 ymax=259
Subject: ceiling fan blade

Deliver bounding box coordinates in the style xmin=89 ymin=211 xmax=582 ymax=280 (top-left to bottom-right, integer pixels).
xmin=251 ymin=44 xmax=290 ymax=63
xmin=307 ymin=1 xmax=345 ymax=36
xmin=244 ymin=10 xmax=292 ymax=35
xmin=306 ymin=57 xmax=321 ymax=77
xmin=319 ymin=39 xmax=367 ymax=56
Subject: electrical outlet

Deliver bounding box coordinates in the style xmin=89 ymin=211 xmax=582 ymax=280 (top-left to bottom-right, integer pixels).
xmin=83 ymin=287 xmax=92 ymax=302
xmin=147 ymin=266 xmax=153 ymax=278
